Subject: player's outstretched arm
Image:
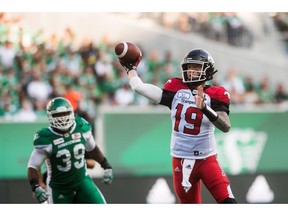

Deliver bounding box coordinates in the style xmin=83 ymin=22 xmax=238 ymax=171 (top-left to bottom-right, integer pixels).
xmin=127 ymin=70 xmax=163 ymax=104
xmin=116 ymin=43 xmax=163 ymax=104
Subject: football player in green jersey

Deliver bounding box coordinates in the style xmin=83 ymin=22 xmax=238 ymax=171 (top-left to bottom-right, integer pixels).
xmin=27 ymin=97 xmax=113 ymax=204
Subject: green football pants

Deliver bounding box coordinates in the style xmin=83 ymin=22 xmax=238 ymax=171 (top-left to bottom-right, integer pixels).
xmin=49 ymin=175 xmax=106 ymax=204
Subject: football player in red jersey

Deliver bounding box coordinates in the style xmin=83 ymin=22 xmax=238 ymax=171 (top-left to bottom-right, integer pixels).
xmin=119 ymin=48 xmax=237 ymax=203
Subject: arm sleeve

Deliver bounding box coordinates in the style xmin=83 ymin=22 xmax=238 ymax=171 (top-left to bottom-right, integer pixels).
xmin=83 ymin=130 xmax=96 ymax=152
xmin=27 ymin=149 xmax=47 ymax=170
xmin=211 ymin=98 xmax=230 ymax=115
xmin=129 ymin=76 xmax=163 ymax=104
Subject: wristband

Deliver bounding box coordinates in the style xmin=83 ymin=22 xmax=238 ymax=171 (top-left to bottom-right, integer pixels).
xmin=29 ymin=178 xmax=39 ymax=192
xmin=100 ymin=157 xmax=112 ymax=169
xmin=201 ymin=104 xmax=218 ymax=122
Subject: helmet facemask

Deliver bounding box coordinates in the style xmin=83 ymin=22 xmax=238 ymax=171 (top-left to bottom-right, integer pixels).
xmin=48 ymin=110 xmax=75 ymax=131
xmin=46 ymin=97 xmax=75 ymax=131
xmin=182 ymin=61 xmax=209 ymax=83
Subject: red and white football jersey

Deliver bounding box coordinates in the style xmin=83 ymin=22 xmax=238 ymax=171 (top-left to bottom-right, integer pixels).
xmin=159 ymin=78 xmax=230 ymax=159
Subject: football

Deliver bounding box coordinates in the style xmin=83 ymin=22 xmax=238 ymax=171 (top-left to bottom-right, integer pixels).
xmin=114 ymin=42 xmax=142 ymax=64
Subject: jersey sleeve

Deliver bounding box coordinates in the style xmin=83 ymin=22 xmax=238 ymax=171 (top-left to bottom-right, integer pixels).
xmin=205 ymin=86 xmax=230 ymax=104
xmin=205 ymin=86 xmax=230 ymax=114
xmin=160 ymin=78 xmax=186 ymax=108
xmin=84 ymin=131 xmax=96 ymax=152
xmin=33 ymin=128 xmax=53 ymax=148
xmin=32 ymin=128 xmax=53 ymax=156
xmin=163 ymin=78 xmax=187 ymax=92
xmin=27 ymin=149 xmax=47 ymax=169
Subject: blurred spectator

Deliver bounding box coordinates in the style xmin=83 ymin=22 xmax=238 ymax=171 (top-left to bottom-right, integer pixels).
xmin=27 ymin=69 xmax=52 ymax=102
xmin=161 ymin=12 xmax=180 ymax=29
xmin=0 ymin=94 xmax=18 ymax=120
xmin=61 ymin=27 xmax=76 ymax=49
xmin=62 ymin=82 xmax=95 ymax=133
xmin=273 ymin=13 xmax=288 ymax=32
xmin=272 ymin=13 xmax=288 ymax=53
xmin=242 ymin=83 xmax=261 ymax=106
xmin=220 ymin=67 xmax=246 ymax=104
xmin=0 ymin=40 xmax=17 ymax=69
xmin=145 ymin=49 xmax=161 ymax=82
xmin=161 ymin=50 xmax=179 ymax=79
xmin=94 ymin=49 xmax=114 ymax=81
xmin=1 ymin=67 xmax=19 ymax=95
xmin=33 ymin=99 xmax=47 ymax=118
xmin=207 ymin=13 xmax=226 ymax=42
xmin=274 ymin=83 xmax=288 ymax=103
xmin=63 ymin=83 xmax=81 ymax=112
xmin=44 ymin=48 xmax=58 ymax=73
xmin=113 ymin=82 xmax=135 ymax=106
xmin=14 ymin=98 xmax=37 ymax=121
xmin=78 ymin=66 xmax=98 ymax=91
xmin=79 ymin=38 xmax=98 ymax=68
xmin=61 ymin=46 xmax=83 ymax=77
xmin=225 ymin=13 xmax=245 ymax=46
xmin=256 ymin=76 xmax=274 ymax=104
xmin=178 ymin=13 xmax=190 ymax=32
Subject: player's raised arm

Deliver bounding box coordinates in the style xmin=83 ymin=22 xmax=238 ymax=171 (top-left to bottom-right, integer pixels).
xmin=115 ymin=42 xmax=163 ymax=104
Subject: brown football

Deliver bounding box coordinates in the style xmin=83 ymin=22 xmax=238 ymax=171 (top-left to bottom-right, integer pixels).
xmin=114 ymin=42 xmax=142 ymax=64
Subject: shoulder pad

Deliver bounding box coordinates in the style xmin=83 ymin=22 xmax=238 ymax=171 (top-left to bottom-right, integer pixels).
xmin=33 ymin=128 xmax=52 ymax=147
xmin=205 ymin=86 xmax=230 ymax=104
xmin=75 ymin=116 xmax=91 ymax=133
xmin=163 ymin=78 xmax=188 ymax=92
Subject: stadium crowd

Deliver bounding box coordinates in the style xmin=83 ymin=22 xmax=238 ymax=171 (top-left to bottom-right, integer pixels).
xmin=136 ymin=12 xmax=254 ymax=48
xmin=0 ymin=12 xmax=288 ymax=123
xmin=272 ymin=12 xmax=288 ymax=53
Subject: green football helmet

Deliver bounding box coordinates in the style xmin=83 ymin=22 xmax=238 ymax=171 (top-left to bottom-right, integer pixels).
xmin=46 ymin=97 xmax=75 ymax=131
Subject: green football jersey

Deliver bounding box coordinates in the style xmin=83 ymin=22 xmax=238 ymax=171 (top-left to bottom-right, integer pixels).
xmin=33 ymin=116 xmax=92 ymax=191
